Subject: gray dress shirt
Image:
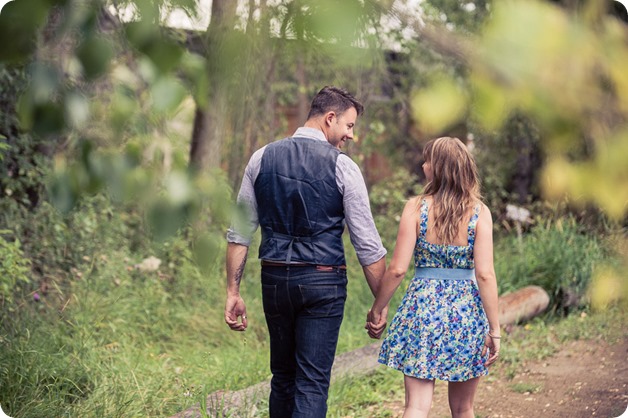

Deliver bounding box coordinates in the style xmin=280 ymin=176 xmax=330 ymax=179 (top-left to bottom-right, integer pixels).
xmin=226 ymin=127 xmax=386 ymax=267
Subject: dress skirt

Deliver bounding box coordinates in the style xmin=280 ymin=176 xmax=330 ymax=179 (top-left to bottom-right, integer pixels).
xmin=378 ymin=275 xmax=489 ymax=382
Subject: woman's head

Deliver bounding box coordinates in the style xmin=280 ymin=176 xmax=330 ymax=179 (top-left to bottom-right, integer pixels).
xmin=422 ymin=136 xmax=481 ymax=244
xmin=423 ymin=137 xmax=480 ymax=198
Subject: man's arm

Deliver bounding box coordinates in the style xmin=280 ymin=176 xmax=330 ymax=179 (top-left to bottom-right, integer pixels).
xmin=224 ymin=148 xmax=264 ymax=332
xmin=337 ymin=155 xmax=387 ymax=268
xmin=362 ymin=256 xmax=386 ymax=297
xmin=336 ymin=155 xmax=389 ymax=337
xmin=362 ymin=256 xmax=388 ymax=339
xmin=225 ymin=242 xmax=249 ymax=331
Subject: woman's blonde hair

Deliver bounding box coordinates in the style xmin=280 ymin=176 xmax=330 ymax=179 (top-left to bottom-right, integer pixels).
xmin=422 ymin=136 xmax=482 ymax=244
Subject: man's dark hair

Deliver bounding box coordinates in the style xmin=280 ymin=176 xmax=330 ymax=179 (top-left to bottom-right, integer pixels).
xmin=307 ymin=86 xmax=364 ymax=120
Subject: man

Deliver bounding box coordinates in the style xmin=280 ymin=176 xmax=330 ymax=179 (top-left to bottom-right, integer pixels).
xmin=225 ymin=86 xmax=387 ymax=417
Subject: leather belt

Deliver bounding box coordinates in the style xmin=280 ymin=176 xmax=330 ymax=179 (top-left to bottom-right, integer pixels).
xmin=261 ymin=260 xmax=346 ymax=270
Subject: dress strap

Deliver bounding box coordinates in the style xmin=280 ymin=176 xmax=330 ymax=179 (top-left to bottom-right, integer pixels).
xmin=467 ymin=203 xmax=481 ymax=246
xmin=419 ymin=198 xmax=429 ymax=239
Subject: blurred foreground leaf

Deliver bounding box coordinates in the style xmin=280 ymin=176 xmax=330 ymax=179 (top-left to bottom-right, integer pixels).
xmin=76 ymin=35 xmax=114 ymax=80
xmin=192 ymin=233 xmax=221 ymax=274
xmin=0 ymin=0 xmax=51 ymax=62
xmin=412 ymin=77 xmax=467 ymax=134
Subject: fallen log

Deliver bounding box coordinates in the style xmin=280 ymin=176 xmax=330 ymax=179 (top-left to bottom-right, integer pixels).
xmin=174 ymin=285 xmax=550 ymax=417
xmin=498 ymin=285 xmax=550 ymax=325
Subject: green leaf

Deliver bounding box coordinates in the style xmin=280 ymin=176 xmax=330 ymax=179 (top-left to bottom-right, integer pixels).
xmin=30 ymin=62 xmax=60 ymax=103
xmin=76 ymin=35 xmax=114 ymax=79
xmin=147 ymin=198 xmax=188 ymax=241
xmin=125 ymin=22 xmax=183 ymax=74
xmin=180 ymin=52 xmax=208 ymax=107
xmin=110 ymin=88 xmax=138 ymax=130
xmin=48 ymin=171 xmax=78 ymax=214
xmin=65 ymin=91 xmax=90 ymax=128
xmin=411 ymin=77 xmax=467 ymax=134
xmin=0 ymin=0 xmax=50 ymax=62
xmin=150 ymin=76 xmax=186 ymax=113
xmin=31 ymin=101 xmax=65 ymax=136
xmin=192 ymin=233 xmax=221 ymax=274
xmin=470 ymin=73 xmax=509 ymax=130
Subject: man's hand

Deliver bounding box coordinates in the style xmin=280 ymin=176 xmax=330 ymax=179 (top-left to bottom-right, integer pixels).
xmin=225 ymin=293 xmax=248 ymax=331
xmin=365 ymin=305 xmax=388 ymax=339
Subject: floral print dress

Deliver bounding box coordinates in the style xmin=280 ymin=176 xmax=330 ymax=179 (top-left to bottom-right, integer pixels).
xmin=378 ymin=198 xmax=489 ymax=381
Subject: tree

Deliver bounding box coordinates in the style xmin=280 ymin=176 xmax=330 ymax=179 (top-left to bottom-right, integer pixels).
xmin=188 ymin=0 xmax=237 ymax=172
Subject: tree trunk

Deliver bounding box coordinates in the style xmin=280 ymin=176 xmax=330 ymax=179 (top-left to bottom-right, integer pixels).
xmin=190 ymin=97 xmax=227 ymax=171
xmin=224 ymin=0 xmax=278 ymax=189
xmin=189 ymin=0 xmax=237 ymax=173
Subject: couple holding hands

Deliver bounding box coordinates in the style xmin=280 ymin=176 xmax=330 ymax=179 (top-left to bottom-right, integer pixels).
xmin=225 ymin=86 xmax=500 ymax=418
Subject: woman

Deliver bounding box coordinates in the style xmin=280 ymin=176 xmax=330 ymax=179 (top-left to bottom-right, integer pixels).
xmin=367 ymin=137 xmax=501 ymax=418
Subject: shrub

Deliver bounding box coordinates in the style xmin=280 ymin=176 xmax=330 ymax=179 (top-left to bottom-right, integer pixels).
xmin=0 ymin=230 xmax=31 ymax=308
xmin=369 ymin=168 xmax=423 ymax=247
xmin=494 ymin=216 xmax=607 ymax=313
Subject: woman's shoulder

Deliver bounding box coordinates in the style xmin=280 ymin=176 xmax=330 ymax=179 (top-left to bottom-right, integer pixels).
xmin=406 ymin=195 xmax=430 ymax=209
xmin=475 ymin=201 xmax=493 ymax=222
xmin=416 ymin=194 xmax=432 ymax=205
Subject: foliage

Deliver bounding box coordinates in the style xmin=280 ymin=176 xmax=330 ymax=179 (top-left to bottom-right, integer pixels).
xmin=370 ymin=167 xmax=423 ymax=237
xmin=0 ymin=66 xmax=55 ymax=209
xmin=0 ymin=230 xmax=31 ymax=308
xmin=0 ymin=229 xmax=372 ymax=416
xmin=415 ymin=0 xmax=628 ymax=220
xmin=0 ymin=319 xmax=95 ymax=418
xmin=494 ymin=216 xmax=608 ymax=312
xmin=409 ymin=0 xmax=628 ymax=306
xmin=422 ymin=0 xmax=492 ymax=33
xmin=472 ymin=113 xmax=544 ymax=209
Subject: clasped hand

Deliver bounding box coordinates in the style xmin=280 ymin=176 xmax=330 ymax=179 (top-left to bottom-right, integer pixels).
xmin=365 ymin=306 xmax=388 ymax=339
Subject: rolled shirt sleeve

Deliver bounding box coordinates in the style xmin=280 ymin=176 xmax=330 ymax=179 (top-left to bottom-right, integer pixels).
xmin=226 ymin=147 xmax=264 ymax=246
xmin=336 ymin=154 xmax=387 ymax=266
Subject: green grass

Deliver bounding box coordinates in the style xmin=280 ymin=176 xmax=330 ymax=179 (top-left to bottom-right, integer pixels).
xmin=509 ymin=382 xmax=542 ymax=394
xmin=493 ymin=217 xmax=609 ymax=311
xmin=0 ymin=199 xmax=623 ymax=417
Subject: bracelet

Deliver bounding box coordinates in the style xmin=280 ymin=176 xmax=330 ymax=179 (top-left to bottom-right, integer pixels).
xmin=488 ymin=332 xmax=501 ymax=339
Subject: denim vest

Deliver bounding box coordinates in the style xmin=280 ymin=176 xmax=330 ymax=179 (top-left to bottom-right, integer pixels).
xmin=254 ymin=136 xmax=346 ymax=266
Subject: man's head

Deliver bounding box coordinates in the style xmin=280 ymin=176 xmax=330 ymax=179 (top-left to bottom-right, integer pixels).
xmin=306 ymin=86 xmax=364 ymax=149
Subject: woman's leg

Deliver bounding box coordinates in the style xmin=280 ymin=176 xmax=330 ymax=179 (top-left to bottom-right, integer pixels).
xmin=447 ymin=377 xmax=481 ymax=418
xmin=403 ymin=375 xmax=435 ymax=418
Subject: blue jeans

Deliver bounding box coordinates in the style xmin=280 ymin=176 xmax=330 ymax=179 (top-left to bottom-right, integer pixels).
xmin=261 ymin=265 xmax=348 ymax=418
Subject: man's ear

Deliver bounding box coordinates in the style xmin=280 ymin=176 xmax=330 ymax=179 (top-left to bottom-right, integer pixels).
xmin=325 ymin=111 xmax=336 ymax=126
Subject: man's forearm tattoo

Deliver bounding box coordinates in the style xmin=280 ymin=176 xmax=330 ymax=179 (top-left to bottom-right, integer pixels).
xmin=235 ymin=254 xmax=247 ymax=286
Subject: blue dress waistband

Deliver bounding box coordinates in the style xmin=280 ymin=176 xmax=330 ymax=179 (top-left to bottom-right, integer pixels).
xmin=414 ymin=267 xmax=475 ymax=280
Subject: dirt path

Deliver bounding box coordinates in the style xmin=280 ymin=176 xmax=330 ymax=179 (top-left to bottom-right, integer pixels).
xmin=174 ymin=336 xmax=627 ymax=418
xmin=374 ymin=338 xmax=628 ymax=418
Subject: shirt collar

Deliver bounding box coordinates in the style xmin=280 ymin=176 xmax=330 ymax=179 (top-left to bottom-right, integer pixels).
xmin=293 ymin=127 xmax=328 ymax=143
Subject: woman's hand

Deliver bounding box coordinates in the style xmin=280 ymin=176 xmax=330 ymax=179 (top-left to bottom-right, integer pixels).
xmin=482 ymin=332 xmax=501 ymax=366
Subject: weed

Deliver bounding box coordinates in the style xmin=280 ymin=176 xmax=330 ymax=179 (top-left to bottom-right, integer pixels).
xmin=509 ymin=382 xmax=542 ymax=394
